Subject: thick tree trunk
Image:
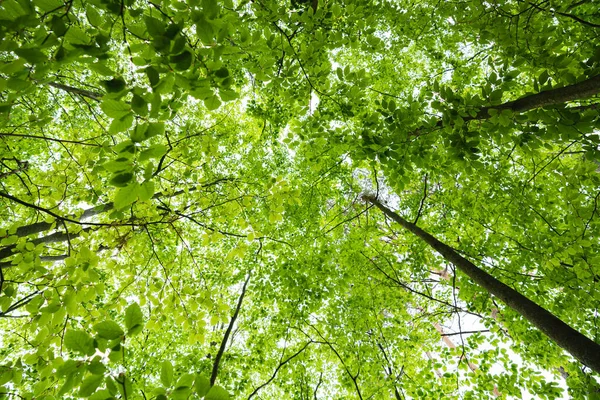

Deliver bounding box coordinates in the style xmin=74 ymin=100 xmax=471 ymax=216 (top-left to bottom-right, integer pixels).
xmin=477 ymin=73 xmax=600 ymax=117
xmin=425 ymin=73 xmax=600 ymax=132
xmin=364 ymin=195 xmax=600 ymax=373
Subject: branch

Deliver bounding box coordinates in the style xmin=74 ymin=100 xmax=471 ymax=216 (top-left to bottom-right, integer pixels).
xmin=9 ymin=178 xmax=235 ymax=239
xmin=313 ymin=372 xmax=322 ymax=400
xmin=307 ymin=324 xmax=363 ymax=400
xmin=247 ymin=341 xmax=313 ymax=399
xmin=0 ymin=228 xmax=93 ymax=261
xmin=478 ymin=74 xmax=600 ymax=116
xmin=47 ymin=82 xmax=103 ymax=101
xmin=0 ymin=159 xmax=29 ymax=179
xmin=0 ymin=291 xmax=41 ymax=317
xmin=440 ymin=329 xmax=490 ymax=337
xmin=172 ymin=210 xmax=246 ymax=238
xmin=413 ymin=174 xmax=428 ymax=225
xmin=0 ymin=132 xmax=101 ymax=147
xmin=210 ymin=273 xmax=251 ymax=386
xmin=360 ymin=251 xmax=484 ymax=319
xmin=518 ymin=0 xmax=600 ymax=28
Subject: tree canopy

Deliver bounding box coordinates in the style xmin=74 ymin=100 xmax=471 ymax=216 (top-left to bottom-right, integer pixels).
xmin=1 ymin=0 xmax=600 ymax=399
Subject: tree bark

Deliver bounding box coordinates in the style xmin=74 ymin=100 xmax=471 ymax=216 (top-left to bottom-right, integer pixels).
xmin=47 ymin=82 xmax=102 ymax=101
xmin=364 ymin=195 xmax=600 ymax=373
xmin=424 ymin=73 xmax=600 ymax=133
xmin=477 ymin=73 xmax=600 ymax=117
xmin=210 ymin=273 xmax=251 ymax=386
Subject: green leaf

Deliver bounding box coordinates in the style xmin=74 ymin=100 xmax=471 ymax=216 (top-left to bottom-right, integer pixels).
xmin=146 ymin=122 xmax=165 ymax=139
xmin=101 ymin=100 xmax=131 ymax=119
xmin=332 ymin=3 xmax=341 ymax=16
xmin=130 ymin=123 xmax=148 ymax=143
xmin=145 ymin=16 xmax=166 ymax=37
xmin=204 ymin=95 xmax=221 ymax=111
xmin=114 ymin=141 xmax=135 ymax=155
xmin=58 ymin=375 xmax=76 ymax=396
xmin=214 ymin=67 xmax=229 ymax=78
xmin=160 ymin=360 xmax=173 ymax=387
xmin=34 ymin=0 xmax=64 ymax=12
xmin=50 ymin=17 xmax=67 ymax=37
xmin=64 ymin=330 xmax=95 ymax=356
xmin=194 ymin=14 xmax=214 ymax=43
xmin=139 ymin=144 xmax=168 ymax=162
xmin=79 ymin=374 xmax=104 ymax=397
xmin=89 ymin=63 xmax=115 ymax=77
xmin=171 ymin=386 xmax=192 ymax=400
xmin=115 ymin=375 xmax=133 ymax=398
xmin=15 ymin=48 xmax=46 ymax=63
xmin=114 ymin=182 xmax=139 ymax=210
xmin=102 ymin=78 xmax=126 ymax=93
xmin=145 ymin=67 xmax=160 ymax=87
xmin=131 ymin=95 xmax=148 ymax=117
xmin=7 ymin=77 xmax=31 ymax=91
xmin=171 ymin=50 xmax=193 ymax=71
xmin=86 ymin=6 xmax=103 ymax=27
xmin=205 ymin=385 xmax=230 ymax=400
xmin=219 ymin=90 xmax=238 ymax=102
xmin=89 ymin=389 xmax=114 ymax=400
xmin=109 ymin=172 xmax=134 ymax=188
xmin=109 ymin=113 xmax=134 ymax=134
xmin=124 ymin=302 xmax=144 ymax=335
xmin=176 ymin=373 xmax=195 ymax=388
xmin=65 ymin=26 xmax=92 ymax=45
xmin=139 ymin=180 xmax=155 ymax=202
xmin=194 ymin=375 xmax=210 ymax=397
xmin=88 ymin=359 xmax=107 ymax=375
xmin=93 ymin=321 xmax=124 ymax=340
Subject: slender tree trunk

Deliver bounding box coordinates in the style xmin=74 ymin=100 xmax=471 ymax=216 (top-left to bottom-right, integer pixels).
xmin=364 ymin=195 xmax=600 ymax=373
xmin=210 ymin=273 xmax=251 ymax=386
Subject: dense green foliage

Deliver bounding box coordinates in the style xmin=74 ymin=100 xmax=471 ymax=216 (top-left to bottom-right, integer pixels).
xmin=1 ymin=0 xmax=600 ymax=398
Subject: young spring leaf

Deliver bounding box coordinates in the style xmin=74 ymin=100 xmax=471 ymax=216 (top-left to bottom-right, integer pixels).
xmin=124 ymin=302 xmax=144 ymax=335
xmin=160 ymin=360 xmax=173 ymax=387
xmin=64 ymin=330 xmax=95 ymax=356
xmin=93 ymin=321 xmax=124 ymax=340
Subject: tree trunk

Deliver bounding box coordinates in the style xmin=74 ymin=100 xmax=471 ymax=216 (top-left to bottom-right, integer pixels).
xmin=424 ymin=73 xmax=600 ymax=133
xmin=477 ymin=73 xmax=600 ymax=117
xmin=364 ymin=195 xmax=600 ymax=373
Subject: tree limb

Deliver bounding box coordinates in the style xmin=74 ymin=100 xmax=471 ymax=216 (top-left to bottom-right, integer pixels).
xmin=247 ymin=341 xmax=312 ymax=399
xmin=210 ymin=272 xmax=251 ymax=386
xmin=47 ymin=82 xmax=103 ymax=101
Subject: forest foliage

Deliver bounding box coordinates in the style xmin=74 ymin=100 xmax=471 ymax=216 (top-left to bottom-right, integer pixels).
xmin=1 ymin=0 xmax=600 ymax=398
